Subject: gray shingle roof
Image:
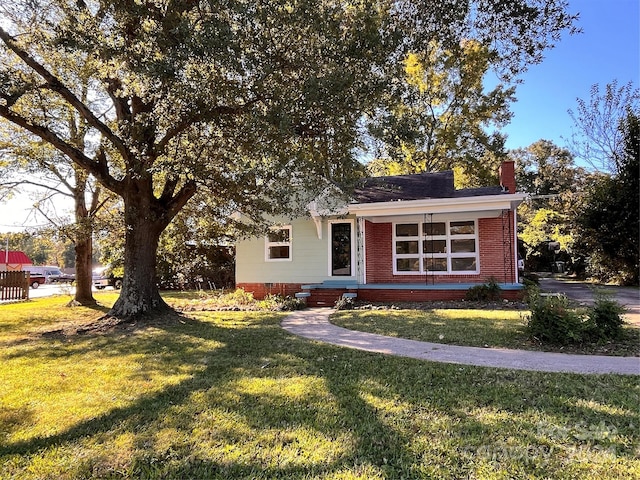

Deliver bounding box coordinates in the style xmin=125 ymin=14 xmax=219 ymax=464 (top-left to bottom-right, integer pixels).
xmin=352 ymin=171 xmax=505 ymax=204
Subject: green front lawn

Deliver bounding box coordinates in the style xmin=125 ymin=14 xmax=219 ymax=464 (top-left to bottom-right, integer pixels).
xmin=331 ymin=308 xmax=640 ymax=356
xmin=1 ymin=295 xmax=638 ymax=479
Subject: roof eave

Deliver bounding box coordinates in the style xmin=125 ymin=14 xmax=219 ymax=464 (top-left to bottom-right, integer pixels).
xmin=347 ymin=193 xmax=527 ymax=217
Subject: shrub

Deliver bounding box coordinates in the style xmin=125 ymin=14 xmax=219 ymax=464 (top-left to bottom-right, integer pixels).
xmin=526 ymin=290 xmax=628 ymax=346
xmin=522 ymin=280 xmax=540 ymax=303
xmin=465 ymin=278 xmax=501 ymax=301
xmin=276 ymin=295 xmax=307 ymax=311
xmin=526 ymin=292 xmax=587 ymax=345
xmin=227 ymin=288 xmax=256 ymax=305
xmin=334 ymin=296 xmax=355 ymax=310
xmin=259 ymin=294 xmax=306 ymax=311
xmin=587 ymin=293 xmax=627 ymax=340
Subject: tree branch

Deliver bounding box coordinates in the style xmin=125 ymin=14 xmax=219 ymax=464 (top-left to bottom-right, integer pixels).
xmin=0 ymin=26 xmax=131 ymax=163
xmin=14 ymin=178 xmax=74 ymax=198
xmin=162 ymin=180 xmax=198 ymax=227
xmin=0 ymin=104 xmax=123 ymax=195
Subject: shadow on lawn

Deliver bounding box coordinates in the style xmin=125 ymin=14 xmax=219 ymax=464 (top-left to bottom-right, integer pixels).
xmin=1 ymin=310 xmax=638 ymax=478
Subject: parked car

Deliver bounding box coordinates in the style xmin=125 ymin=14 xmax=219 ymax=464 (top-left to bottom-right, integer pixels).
xmin=93 ymin=266 xmax=123 ymax=290
xmin=25 ymin=265 xmax=74 ymax=284
xmin=27 ymin=273 xmax=46 ymax=289
xmin=48 ymin=269 xmax=75 ymax=283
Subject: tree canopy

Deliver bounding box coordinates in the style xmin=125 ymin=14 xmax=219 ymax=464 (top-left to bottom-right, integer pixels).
xmin=366 ymin=39 xmax=515 ymax=182
xmin=511 ymin=140 xmax=589 ymax=271
xmin=0 ymin=0 xmax=577 ymax=319
xmin=574 ymin=110 xmax=639 ymax=284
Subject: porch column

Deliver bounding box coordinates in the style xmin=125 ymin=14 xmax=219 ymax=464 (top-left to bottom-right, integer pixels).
xmin=356 ymin=217 xmax=367 ymax=284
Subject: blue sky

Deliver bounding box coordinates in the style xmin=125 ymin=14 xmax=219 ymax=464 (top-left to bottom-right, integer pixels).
xmin=502 ymin=0 xmax=639 ymax=152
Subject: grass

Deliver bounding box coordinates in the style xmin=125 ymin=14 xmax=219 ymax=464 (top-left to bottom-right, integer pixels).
xmin=331 ymin=308 xmax=640 ymax=356
xmin=0 ymin=294 xmax=639 ymax=479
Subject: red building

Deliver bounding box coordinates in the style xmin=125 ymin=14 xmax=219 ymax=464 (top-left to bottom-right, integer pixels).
xmin=0 ymin=250 xmax=33 ymax=271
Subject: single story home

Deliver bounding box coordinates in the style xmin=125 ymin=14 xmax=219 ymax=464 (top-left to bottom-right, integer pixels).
xmin=236 ymin=161 xmax=526 ymax=306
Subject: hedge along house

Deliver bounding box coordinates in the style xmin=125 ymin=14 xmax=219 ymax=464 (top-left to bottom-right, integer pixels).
xmin=236 ymin=161 xmax=526 ymax=306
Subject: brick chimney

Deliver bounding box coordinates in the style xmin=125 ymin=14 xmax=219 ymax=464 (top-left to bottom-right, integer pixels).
xmin=499 ymin=160 xmax=516 ymax=193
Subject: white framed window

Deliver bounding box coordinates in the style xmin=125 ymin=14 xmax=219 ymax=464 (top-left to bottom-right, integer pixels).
xmin=393 ymin=220 xmax=478 ymax=274
xmin=265 ymin=226 xmax=292 ymax=261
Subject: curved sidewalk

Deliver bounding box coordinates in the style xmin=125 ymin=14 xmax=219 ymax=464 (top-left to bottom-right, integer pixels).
xmin=281 ymin=308 xmax=640 ymax=375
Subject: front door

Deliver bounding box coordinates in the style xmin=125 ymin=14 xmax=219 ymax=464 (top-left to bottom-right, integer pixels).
xmin=331 ymin=222 xmax=353 ymax=276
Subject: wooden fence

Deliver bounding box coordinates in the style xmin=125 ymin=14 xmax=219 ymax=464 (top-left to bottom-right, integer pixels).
xmin=0 ymin=271 xmax=29 ymax=301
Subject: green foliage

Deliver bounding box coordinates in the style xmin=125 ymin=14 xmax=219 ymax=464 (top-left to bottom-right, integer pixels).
xmin=587 ymin=293 xmax=627 ymax=340
xmin=464 ymin=278 xmax=501 ymax=301
xmin=367 ymin=41 xmax=514 ymax=179
xmin=334 ymin=295 xmax=356 ymax=310
xmin=526 ymin=291 xmax=628 ymax=345
xmin=512 ymin=140 xmax=591 ymax=272
xmin=526 ymin=293 xmax=586 ymax=345
xmin=0 ymin=231 xmax=74 ymax=268
xmin=167 ymin=289 xmax=305 ymax=312
xmin=259 ymin=294 xmax=306 ymax=312
xmin=574 ymin=110 xmax=639 ymax=285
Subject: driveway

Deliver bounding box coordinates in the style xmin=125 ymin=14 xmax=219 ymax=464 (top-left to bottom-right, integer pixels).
xmin=539 ymin=276 xmax=640 ymax=325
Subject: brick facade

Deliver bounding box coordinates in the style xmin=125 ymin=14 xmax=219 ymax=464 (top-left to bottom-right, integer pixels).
xmin=478 ymin=214 xmax=517 ymax=283
xmin=236 ymin=282 xmax=303 ymax=299
xmin=364 ymin=216 xmax=516 ymax=285
xmin=299 ymin=287 xmax=521 ymax=307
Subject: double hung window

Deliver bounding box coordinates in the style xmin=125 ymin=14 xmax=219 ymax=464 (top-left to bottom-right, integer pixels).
xmin=393 ymin=220 xmax=478 ymax=274
xmin=265 ymin=226 xmax=292 ymax=261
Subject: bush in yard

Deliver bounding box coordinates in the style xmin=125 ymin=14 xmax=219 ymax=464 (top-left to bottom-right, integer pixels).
xmin=334 ymin=296 xmax=356 ymax=310
xmin=586 ymin=293 xmax=627 ymax=340
xmin=259 ymin=294 xmax=306 ymax=311
xmin=465 ymin=278 xmax=501 ymax=301
xmin=526 ymin=292 xmax=587 ymax=345
xmin=522 ymin=280 xmax=541 ymax=303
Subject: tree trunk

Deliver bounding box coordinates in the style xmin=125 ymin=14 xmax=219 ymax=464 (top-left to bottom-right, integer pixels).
xmin=71 ymin=171 xmax=96 ymax=305
xmin=107 ymin=191 xmax=170 ymax=319
xmin=73 ymin=232 xmax=95 ymax=304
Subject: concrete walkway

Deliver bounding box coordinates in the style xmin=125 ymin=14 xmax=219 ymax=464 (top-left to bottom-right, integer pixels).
xmin=281 ymin=308 xmax=640 ymax=375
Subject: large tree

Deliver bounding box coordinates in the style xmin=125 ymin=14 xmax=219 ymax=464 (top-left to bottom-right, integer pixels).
xmin=0 ymin=124 xmax=110 ymax=305
xmin=574 ymin=111 xmax=639 ymax=284
xmin=0 ymin=0 xmax=576 ymax=320
xmin=511 ymin=140 xmax=590 ymax=271
xmin=366 ymin=39 xmax=515 ymax=181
